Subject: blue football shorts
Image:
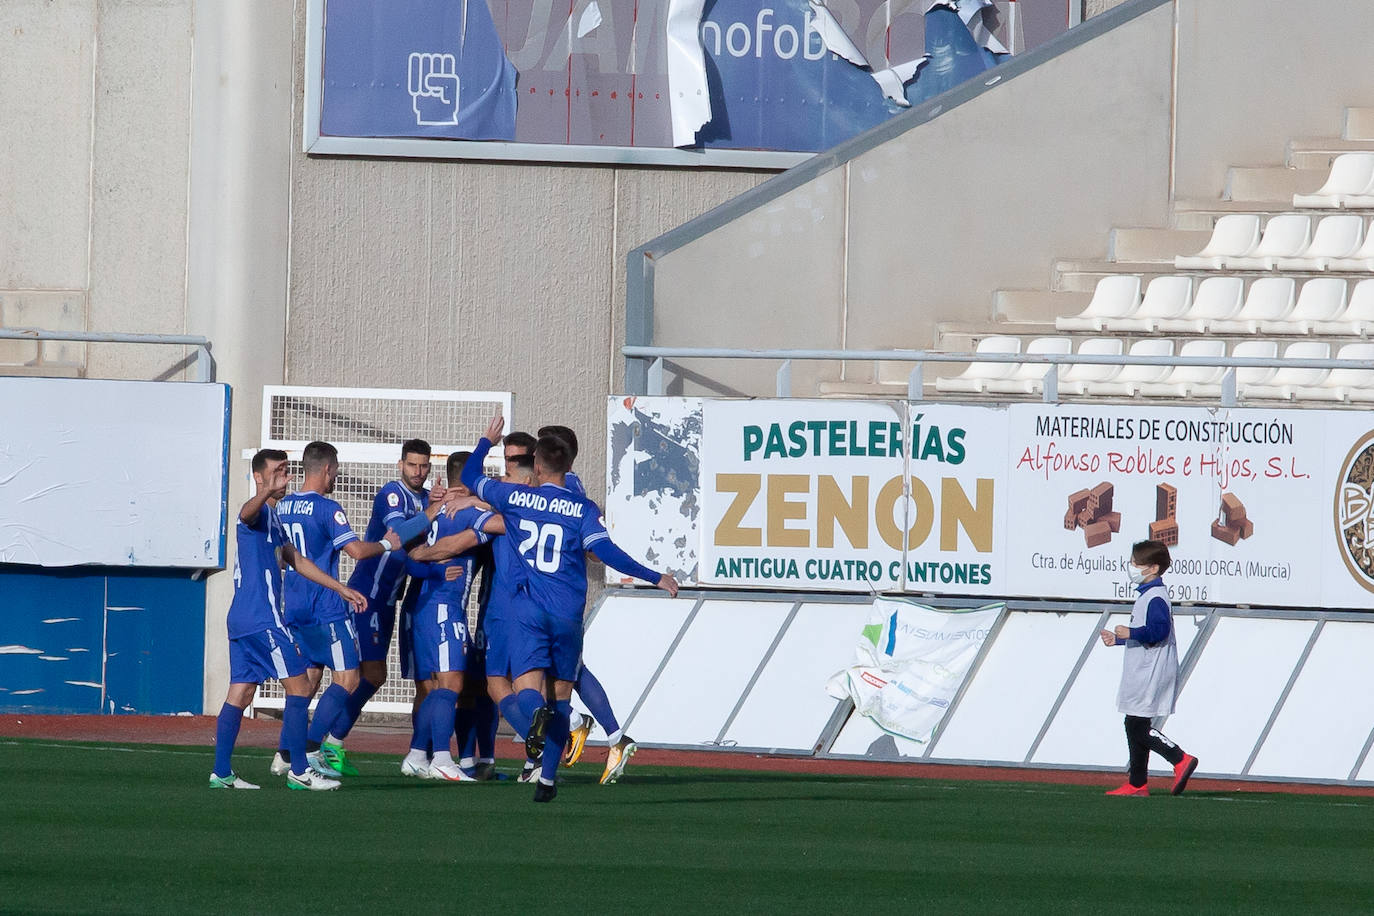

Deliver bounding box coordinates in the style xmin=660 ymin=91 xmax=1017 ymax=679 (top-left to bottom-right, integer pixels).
xmin=507 ymin=598 xmax=583 ymax=683
xmin=354 ymin=594 xmax=399 ymax=664
xmin=294 ymin=618 xmax=361 ymax=672
xmin=481 ymin=605 xmax=512 ymax=680
xmin=411 ymin=599 xmax=469 ymax=679
xmin=229 ymin=626 xmax=308 ymax=684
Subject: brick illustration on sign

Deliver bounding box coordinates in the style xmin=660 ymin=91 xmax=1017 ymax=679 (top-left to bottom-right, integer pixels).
xmin=1211 ymin=491 xmax=1252 ymax=546
xmin=1147 ymin=482 xmax=1179 ymax=546
xmin=1065 ymin=481 xmax=1117 ymax=548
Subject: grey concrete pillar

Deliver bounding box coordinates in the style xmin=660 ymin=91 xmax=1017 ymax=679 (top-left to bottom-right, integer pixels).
xmin=186 ymin=1 xmax=294 ymax=712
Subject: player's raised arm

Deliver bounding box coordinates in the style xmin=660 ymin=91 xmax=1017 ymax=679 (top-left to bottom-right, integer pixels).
xmin=586 ymin=538 xmax=678 ymax=596
xmin=341 ymin=528 xmax=401 ymax=559
xmin=408 ymin=513 xmax=502 ymax=562
xmin=409 ymin=528 xmax=481 ymax=563
xmin=280 ymin=545 xmax=367 ymax=612
xmin=460 ymin=420 xmax=515 ymax=508
xmin=241 ymin=459 xmax=289 ymax=526
xmin=389 ymin=505 xmax=439 ymax=548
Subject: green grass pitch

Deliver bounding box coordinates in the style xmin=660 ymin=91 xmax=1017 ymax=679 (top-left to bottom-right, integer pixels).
xmin=5 ymin=738 xmax=1374 ymax=914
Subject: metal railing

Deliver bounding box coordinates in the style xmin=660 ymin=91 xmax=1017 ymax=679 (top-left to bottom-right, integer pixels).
xmin=0 ymin=330 xmax=214 ymax=382
xmin=622 ymin=345 xmax=1374 ymax=406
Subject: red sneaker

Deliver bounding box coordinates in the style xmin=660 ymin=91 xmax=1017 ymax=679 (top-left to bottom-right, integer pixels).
xmin=1105 ymin=782 xmax=1149 ymax=796
xmin=1172 ymin=754 xmax=1198 ymax=796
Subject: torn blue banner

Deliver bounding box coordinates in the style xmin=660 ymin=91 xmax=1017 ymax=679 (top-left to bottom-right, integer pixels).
xmin=695 ymin=0 xmax=896 ymax=152
xmin=321 ymin=0 xmax=517 ymax=141
xmin=904 ymin=3 xmax=1004 ymax=107
xmin=692 ymin=0 xmax=1006 ymax=153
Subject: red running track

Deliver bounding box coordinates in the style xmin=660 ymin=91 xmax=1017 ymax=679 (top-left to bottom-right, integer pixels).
xmin=3 ymin=714 xmax=1372 ymax=797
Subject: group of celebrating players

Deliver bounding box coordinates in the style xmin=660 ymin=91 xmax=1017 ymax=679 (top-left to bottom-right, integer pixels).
xmin=209 ymin=416 xmax=678 ymax=802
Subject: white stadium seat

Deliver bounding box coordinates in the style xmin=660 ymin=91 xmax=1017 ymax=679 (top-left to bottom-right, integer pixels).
xmin=1275 ymin=214 xmax=1364 ymax=271
xmin=1135 ymin=338 xmax=1227 ymax=398
xmin=1325 ymin=219 xmax=1374 ymax=272
xmin=1155 ymin=275 xmax=1244 ymax=332
xmin=1208 ymin=277 xmax=1295 ymax=333
xmin=1104 ymin=275 xmax=1192 ymax=332
xmin=1084 ymin=338 xmax=1174 ymax=397
xmin=934 ymin=335 xmax=1022 ymax=393
xmin=1308 ymin=278 xmax=1374 ymax=335
xmin=1242 ymin=341 xmax=1332 ymax=400
xmin=1188 ymin=340 xmax=1280 ymax=398
xmin=1054 ymin=275 xmax=1141 ymax=331
xmin=1058 ymin=337 xmax=1125 ymax=394
xmin=1293 ymin=153 xmax=1374 ymax=208
xmin=983 ymin=336 xmax=1074 ymax=395
xmin=1224 ymin=215 xmax=1311 ymax=270
xmin=1292 ymin=342 xmax=1374 ymax=402
xmin=1259 ymin=277 xmax=1347 ymax=334
xmin=1174 ymin=214 xmax=1260 ymax=269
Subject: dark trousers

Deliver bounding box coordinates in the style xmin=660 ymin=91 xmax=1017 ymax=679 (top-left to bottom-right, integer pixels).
xmin=1125 ymin=715 xmax=1185 ymax=786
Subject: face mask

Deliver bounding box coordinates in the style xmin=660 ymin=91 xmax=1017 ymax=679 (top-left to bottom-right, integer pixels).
xmin=1127 ymin=566 xmax=1147 ymax=585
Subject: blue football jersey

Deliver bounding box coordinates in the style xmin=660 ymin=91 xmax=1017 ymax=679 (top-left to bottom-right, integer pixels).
xmin=484 ymin=528 xmax=527 ymax=618
xmin=226 ymin=503 xmax=289 ymax=639
xmin=348 ymin=480 xmax=428 ymax=602
xmin=471 ymin=477 xmax=608 ymax=620
xmin=277 ymin=491 xmax=359 ymax=626
xmin=406 ymin=505 xmax=491 ymax=611
xmin=565 ymin=470 xmax=585 ymax=497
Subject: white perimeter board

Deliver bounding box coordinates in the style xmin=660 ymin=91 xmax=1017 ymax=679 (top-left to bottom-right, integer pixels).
xmin=930 ymin=610 xmax=1096 ymax=763
xmin=626 ymin=600 xmax=792 ymax=746
xmin=1249 ymin=621 xmax=1374 ymax=781
xmin=827 ymin=705 xmax=930 ymax=758
xmin=1032 ymin=611 xmax=1206 ymax=768
xmin=0 ymin=378 xmax=230 ymax=568
xmin=580 ymin=595 xmax=694 ymax=743
xmin=1163 ymin=616 xmax=1316 ymax=775
xmin=723 ymin=601 xmax=868 ymax=752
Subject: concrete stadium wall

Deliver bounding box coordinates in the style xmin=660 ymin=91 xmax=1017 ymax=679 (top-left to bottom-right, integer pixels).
xmin=641 ymin=1 xmax=1176 ymax=397
xmin=1173 ymin=0 xmax=1374 ymax=200
xmin=0 ymin=1 xmax=771 ymax=710
xmin=634 ymin=0 xmax=1374 ymax=396
xmin=0 ymin=0 xmax=194 ymax=380
xmin=280 ymin=2 xmax=771 ymax=544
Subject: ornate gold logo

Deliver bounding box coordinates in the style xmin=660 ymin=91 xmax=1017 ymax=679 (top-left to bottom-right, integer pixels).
xmin=1335 ymin=430 xmax=1374 ymax=594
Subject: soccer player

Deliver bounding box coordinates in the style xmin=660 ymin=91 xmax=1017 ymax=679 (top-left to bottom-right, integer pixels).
xmin=538 ymin=424 xmax=637 ymax=783
xmin=411 ymin=433 xmax=537 ymax=780
xmin=400 ymin=451 xmax=493 ymax=781
xmin=1099 ymin=539 xmax=1199 ymax=796
xmin=328 ymin=439 xmax=448 ymax=773
xmin=461 ymin=416 xmax=679 ymax=802
xmin=210 ymin=449 xmax=367 ymax=791
xmin=272 ymin=440 xmax=399 ymax=778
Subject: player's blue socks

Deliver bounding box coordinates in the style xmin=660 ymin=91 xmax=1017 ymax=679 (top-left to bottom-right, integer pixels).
xmin=418 ymin=688 xmax=459 ymax=756
xmin=307 ymin=682 xmax=350 ymax=746
xmin=213 ymin=702 xmax=243 ymax=778
xmin=334 ymin=677 xmax=379 ymax=740
xmin=456 ymin=702 xmax=478 ymax=761
xmin=283 ymin=694 xmax=310 ymax=776
xmin=499 ymin=694 xmax=530 ymax=738
xmin=515 ymin=688 xmax=545 ymax=729
xmin=574 ymin=666 xmax=620 ymax=736
xmin=539 ymin=699 xmax=573 ymax=783
xmin=476 ymin=695 xmax=499 ymax=761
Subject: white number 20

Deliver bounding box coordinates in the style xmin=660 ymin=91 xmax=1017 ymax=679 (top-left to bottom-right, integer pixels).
xmin=517 ymin=520 xmax=564 ymax=574
xmin=284 ymin=522 xmax=308 ymax=555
